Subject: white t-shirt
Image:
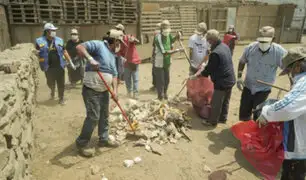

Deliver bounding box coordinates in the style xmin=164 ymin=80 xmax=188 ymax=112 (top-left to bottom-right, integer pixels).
xmin=83 ymin=71 xmax=113 ymax=92
xmin=188 ymin=34 xmax=209 ymax=68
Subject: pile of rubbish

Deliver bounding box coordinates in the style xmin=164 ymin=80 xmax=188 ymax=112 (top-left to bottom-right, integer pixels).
xmin=109 ymin=99 xmax=192 ymax=154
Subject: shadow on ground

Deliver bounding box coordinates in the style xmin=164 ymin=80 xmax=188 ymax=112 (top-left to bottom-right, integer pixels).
xmin=207 ymin=128 xmax=260 ymax=178
xmin=37 ymin=99 xmax=58 ymax=107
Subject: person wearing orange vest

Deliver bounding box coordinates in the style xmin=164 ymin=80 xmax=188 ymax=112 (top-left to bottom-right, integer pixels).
xmin=223 ymin=25 xmax=239 ymax=55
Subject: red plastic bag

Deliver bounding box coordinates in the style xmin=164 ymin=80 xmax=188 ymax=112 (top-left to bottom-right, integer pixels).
xmin=187 ymin=77 xmax=214 ymax=118
xmin=231 ymin=121 xmax=284 ymax=180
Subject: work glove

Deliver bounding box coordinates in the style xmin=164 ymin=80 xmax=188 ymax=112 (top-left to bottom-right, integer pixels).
xmin=89 ymin=59 xmax=100 ymax=71
xmin=256 ymin=114 xmax=268 ymax=128
xmin=236 ymin=78 xmax=245 ymax=91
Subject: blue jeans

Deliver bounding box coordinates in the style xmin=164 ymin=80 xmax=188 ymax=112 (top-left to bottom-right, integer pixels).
xmin=76 ymin=86 xmax=109 ymax=147
xmin=124 ymin=65 xmax=139 ymax=93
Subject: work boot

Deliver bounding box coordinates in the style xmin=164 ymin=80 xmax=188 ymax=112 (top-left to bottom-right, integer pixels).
xmin=98 ymin=140 xmax=119 ymax=148
xmin=164 ymin=93 xmax=168 ymax=100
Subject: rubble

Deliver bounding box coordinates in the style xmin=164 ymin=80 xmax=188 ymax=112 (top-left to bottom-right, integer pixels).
xmin=123 ymin=160 xmax=134 ymax=167
xmin=109 ymin=100 xmax=192 ymax=154
xmin=90 ymin=165 xmax=101 ymax=175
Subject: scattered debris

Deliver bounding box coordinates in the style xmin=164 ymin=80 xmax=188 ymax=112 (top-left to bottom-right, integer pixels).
xmin=133 ymin=157 xmax=142 ymax=164
xmin=90 ymin=165 xmax=101 ymax=175
xmin=109 ymin=100 xmax=192 ymax=154
xmin=123 ymin=160 xmax=134 ymax=168
xmin=150 ymin=142 xmax=164 ymax=156
xmin=204 ymin=165 xmax=212 ymax=173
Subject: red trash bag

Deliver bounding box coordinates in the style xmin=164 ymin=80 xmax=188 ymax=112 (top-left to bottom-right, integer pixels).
xmin=187 ymin=77 xmax=214 ymax=119
xmin=231 ymin=121 xmax=284 ymax=180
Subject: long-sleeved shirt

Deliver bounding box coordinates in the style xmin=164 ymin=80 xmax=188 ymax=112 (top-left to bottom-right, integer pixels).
xmin=262 ymin=72 xmax=306 ymax=159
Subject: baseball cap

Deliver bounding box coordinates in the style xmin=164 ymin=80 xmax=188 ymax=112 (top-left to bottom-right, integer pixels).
xmin=109 ymin=29 xmax=127 ymax=46
xmin=115 ymin=24 xmax=125 ymax=31
xmin=71 ymin=29 xmax=78 ymax=34
xmin=279 ymin=47 xmax=306 ymax=76
xmin=44 ymin=23 xmax=58 ymax=31
xmin=257 ymin=26 xmax=275 ymax=42
xmin=194 ymin=22 xmax=207 ymax=35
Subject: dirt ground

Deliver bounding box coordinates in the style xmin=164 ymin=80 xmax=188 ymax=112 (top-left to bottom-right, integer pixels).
xmin=31 ymin=39 xmax=305 ymax=180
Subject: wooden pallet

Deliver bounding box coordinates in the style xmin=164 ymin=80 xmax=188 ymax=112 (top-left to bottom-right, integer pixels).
xmin=8 ymin=3 xmax=38 ymax=24
xmin=36 ymin=4 xmax=63 ymax=24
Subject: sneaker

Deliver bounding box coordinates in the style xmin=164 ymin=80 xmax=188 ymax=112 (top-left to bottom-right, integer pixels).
xmin=202 ymin=119 xmax=217 ymax=127
xmin=59 ymin=99 xmax=66 ymax=105
xmin=133 ymin=93 xmax=139 ymax=100
xmin=98 ymin=140 xmax=119 ymax=148
xmin=76 ymin=146 xmax=96 ymax=157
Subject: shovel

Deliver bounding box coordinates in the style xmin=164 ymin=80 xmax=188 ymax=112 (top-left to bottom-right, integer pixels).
xmin=97 ymin=71 xmax=137 ymax=132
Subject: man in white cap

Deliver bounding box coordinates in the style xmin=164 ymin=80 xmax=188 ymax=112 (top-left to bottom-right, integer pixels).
xmin=153 ymin=19 xmax=182 ymax=100
xmin=35 ymin=22 xmax=74 ymax=105
xmin=188 ymin=22 xmax=209 ymax=75
xmin=66 ymin=28 xmax=84 ymax=88
xmin=223 ymin=25 xmax=239 ymax=55
xmin=75 ymin=29 xmax=124 ymax=156
xmin=115 ymin=23 xmax=141 ymax=99
xmin=257 ymin=47 xmax=306 ymax=180
xmin=150 ymin=22 xmax=162 ymax=91
xmin=190 ymin=29 xmax=235 ymax=126
xmin=237 ymin=26 xmax=287 ymax=121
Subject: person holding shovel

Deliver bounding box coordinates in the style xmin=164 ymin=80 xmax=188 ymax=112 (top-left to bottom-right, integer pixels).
xmin=153 ymin=20 xmax=183 ymax=100
xmin=237 ymin=26 xmax=287 ymax=121
xmin=115 ymin=24 xmax=141 ymax=99
xmin=257 ymin=47 xmax=306 ymax=180
xmin=75 ymin=29 xmax=124 ymax=156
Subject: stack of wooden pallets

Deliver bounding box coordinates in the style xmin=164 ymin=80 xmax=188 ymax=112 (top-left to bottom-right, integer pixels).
xmin=110 ymin=0 xmax=137 ymax=24
xmin=179 ymin=5 xmax=197 ymax=37
xmin=36 ymin=0 xmax=63 ymax=24
xmin=7 ymin=0 xmax=38 ymax=24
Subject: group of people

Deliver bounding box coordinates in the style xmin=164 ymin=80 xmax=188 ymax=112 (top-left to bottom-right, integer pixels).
xmin=35 ymin=20 xmax=306 ymax=179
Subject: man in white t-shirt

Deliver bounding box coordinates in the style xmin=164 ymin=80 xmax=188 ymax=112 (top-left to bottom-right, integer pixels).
xmin=188 ymin=22 xmax=209 ymax=75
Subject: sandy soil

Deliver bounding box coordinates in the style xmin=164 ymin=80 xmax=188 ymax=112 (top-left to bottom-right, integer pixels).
xmin=31 ymin=39 xmax=305 ymax=180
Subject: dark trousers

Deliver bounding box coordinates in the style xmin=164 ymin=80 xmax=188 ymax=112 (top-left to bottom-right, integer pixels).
xmin=239 ymin=87 xmax=270 ymax=121
xmin=152 ymin=65 xmax=156 ymax=87
xmin=45 ymin=67 xmax=65 ymax=99
xmin=208 ymin=88 xmax=232 ymax=124
xmin=281 ymin=160 xmax=306 ymax=180
xmin=68 ymin=66 xmax=84 ymax=84
xmin=154 ymin=67 xmax=170 ymax=99
xmin=76 ymin=86 xmax=110 ymax=147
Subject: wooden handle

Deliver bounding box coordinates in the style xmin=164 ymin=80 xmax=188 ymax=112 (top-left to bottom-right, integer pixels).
xmin=257 ymin=80 xmax=289 ymax=92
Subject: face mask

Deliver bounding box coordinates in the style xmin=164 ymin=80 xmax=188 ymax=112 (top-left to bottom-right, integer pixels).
xmin=162 ymin=31 xmax=170 ymax=36
xmin=258 ymin=42 xmax=271 ymax=52
xmin=50 ymin=31 xmax=56 ymax=38
xmin=71 ymin=35 xmax=78 ymax=40
xmin=115 ymin=44 xmax=121 ymax=53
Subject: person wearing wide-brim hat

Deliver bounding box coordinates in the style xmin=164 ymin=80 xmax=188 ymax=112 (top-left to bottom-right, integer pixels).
xmin=153 ymin=19 xmax=183 ymax=100
xmin=257 ymin=47 xmax=306 ymax=180
xmin=236 ymin=26 xmax=287 ymax=121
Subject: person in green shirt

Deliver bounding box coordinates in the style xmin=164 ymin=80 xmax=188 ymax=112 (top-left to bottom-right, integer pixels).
xmin=153 ymin=20 xmax=183 ymax=100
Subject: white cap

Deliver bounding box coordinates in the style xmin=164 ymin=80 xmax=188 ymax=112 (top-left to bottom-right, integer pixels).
xmin=109 ymin=29 xmax=127 ymax=46
xmin=71 ymin=29 xmax=78 ymax=34
xmin=44 ymin=23 xmax=58 ymax=31
xmin=115 ymin=24 xmax=125 ymax=31
xmin=257 ymin=26 xmax=275 ymax=42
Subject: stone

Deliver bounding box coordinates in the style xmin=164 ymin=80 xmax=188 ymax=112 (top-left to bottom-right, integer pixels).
xmin=145 ymin=144 xmax=151 ymax=152
xmin=90 ymin=165 xmax=101 ymax=175
xmin=150 ymin=142 xmax=164 ymax=156
xmin=101 ymin=174 xmax=108 ymax=180
xmin=134 ymin=138 xmax=147 ymax=147
xmin=208 ymin=170 xmax=227 ymax=180
xmin=0 ymin=148 xmax=10 ymax=170
xmin=133 ymin=157 xmax=142 ymax=164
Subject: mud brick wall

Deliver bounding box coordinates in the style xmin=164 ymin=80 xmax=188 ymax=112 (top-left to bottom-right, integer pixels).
xmin=0 ymin=44 xmax=39 ymax=180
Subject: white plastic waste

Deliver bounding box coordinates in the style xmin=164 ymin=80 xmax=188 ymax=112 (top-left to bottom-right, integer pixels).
xmin=123 ymin=160 xmax=134 ymax=167
xmin=133 ymin=157 xmax=142 ymax=164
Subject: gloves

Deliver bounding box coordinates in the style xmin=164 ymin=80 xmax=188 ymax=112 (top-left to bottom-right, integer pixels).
xmin=236 ymin=78 xmax=245 ymax=91
xmin=256 ymin=114 xmax=268 ymax=128
xmin=69 ymin=60 xmax=76 ymax=70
